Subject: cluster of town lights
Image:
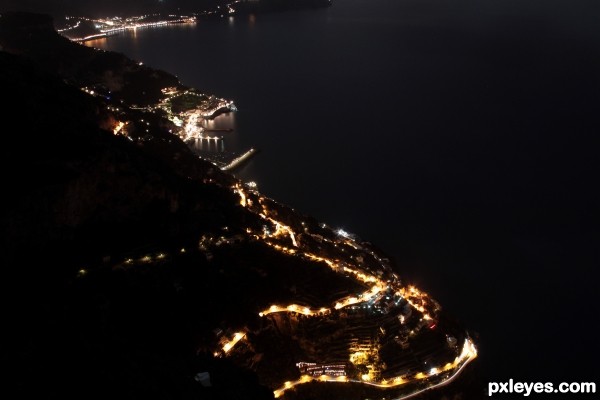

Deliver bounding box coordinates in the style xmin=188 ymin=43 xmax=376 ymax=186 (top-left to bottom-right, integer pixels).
xmin=63 ymin=15 xmax=196 ymax=42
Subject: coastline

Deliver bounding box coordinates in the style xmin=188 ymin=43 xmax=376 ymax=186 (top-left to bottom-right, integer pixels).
xmin=1 ymin=9 xmax=479 ymax=400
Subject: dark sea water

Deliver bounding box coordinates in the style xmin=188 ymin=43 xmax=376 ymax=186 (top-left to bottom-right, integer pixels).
xmin=91 ymin=0 xmax=600 ymax=386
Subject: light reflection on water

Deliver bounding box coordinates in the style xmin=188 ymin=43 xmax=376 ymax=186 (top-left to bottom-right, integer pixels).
xmin=189 ymin=112 xmax=243 ymax=167
xmin=85 ymin=37 xmax=108 ymax=47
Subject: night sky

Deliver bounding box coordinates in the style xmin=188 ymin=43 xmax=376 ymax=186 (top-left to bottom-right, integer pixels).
xmin=1 ymin=0 xmax=222 ymax=17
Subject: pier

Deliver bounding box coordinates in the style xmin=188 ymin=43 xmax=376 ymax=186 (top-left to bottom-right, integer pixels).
xmin=222 ymin=148 xmax=259 ymax=172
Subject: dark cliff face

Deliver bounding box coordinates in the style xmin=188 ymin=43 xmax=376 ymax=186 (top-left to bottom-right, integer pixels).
xmin=0 ymin=50 xmax=237 ymax=269
xmin=0 ymin=11 xmax=286 ymax=399
xmin=0 ymin=48 xmax=274 ymax=400
xmin=0 ymin=12 xmax=249 ymax=269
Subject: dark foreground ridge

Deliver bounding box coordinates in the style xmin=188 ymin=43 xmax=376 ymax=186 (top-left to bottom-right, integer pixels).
xmin=1 ymin=12 xmax=479 ymax=400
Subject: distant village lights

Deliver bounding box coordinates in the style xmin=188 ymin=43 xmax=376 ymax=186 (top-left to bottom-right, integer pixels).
xmin=62 ymin=15 xmax=197 ymax=42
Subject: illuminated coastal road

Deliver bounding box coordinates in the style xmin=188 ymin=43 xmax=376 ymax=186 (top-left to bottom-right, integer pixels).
xmin=227 ymin=184 xmax=478 ymax=399
xmin=273 ymin=338 xmax=478 ymax=398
